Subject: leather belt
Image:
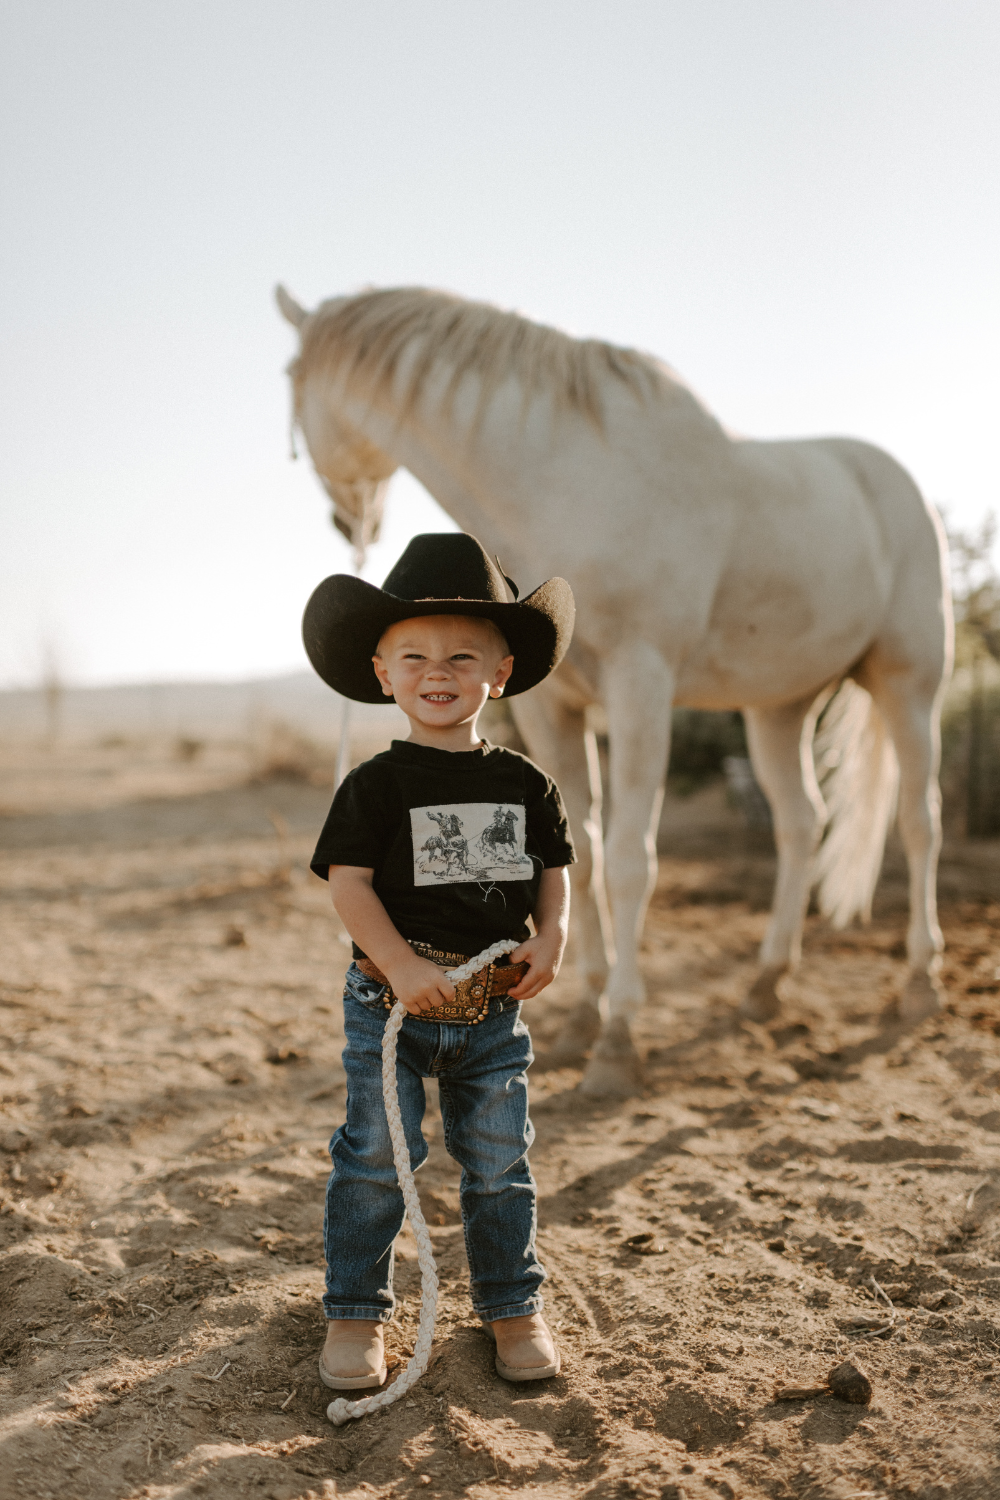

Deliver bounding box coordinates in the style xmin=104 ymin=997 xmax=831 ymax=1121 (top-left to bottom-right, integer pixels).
xmin=355 ymin=941 xmax=528 ymax=1025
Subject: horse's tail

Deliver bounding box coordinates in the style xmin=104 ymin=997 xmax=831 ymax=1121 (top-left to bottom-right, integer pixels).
xmin=811 ymin=679 xmax=899 ymax=928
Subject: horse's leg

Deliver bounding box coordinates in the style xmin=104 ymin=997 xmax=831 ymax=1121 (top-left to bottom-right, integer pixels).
xmin=579 ymin=644 xmax=673 ymax=1097
xmin=510 ymin=684 xmax=610 ymax=1060
xmin=740 ymin=695 xmax=828 ymax=1022
xmin=862 ymin=668 xmax=945 ymax=1022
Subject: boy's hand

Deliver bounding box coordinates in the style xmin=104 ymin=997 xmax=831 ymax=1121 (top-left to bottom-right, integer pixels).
xmin=384 ymin=954 xmax=456 ymax=1016
xmin=507 ymin=867 xmax=570 ymax=1000
xmin=506 ymin=933 xmax=563 ymax=1000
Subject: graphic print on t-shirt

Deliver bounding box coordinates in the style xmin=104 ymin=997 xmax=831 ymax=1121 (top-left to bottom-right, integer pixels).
xmin=410 ymin=803 xmax=534 ymax=886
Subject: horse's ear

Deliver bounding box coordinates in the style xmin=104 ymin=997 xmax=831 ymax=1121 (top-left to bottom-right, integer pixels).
xmin=275 ymin=284 xmax=308 ymax=329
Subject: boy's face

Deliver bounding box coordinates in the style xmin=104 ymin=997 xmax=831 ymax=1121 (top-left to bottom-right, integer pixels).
xmin=372 ymin=615 xmax=513 ymax=733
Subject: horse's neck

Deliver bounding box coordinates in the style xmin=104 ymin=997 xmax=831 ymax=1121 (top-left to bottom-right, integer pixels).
xmin=341 ymin=373 xmax=574 ymax=564
xmin=335 ymin=355 xmax=729 ymax=587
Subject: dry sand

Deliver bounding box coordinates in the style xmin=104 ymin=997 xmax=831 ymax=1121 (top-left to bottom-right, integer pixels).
xmin=1 ymin=735 xmax=999 ymax=1500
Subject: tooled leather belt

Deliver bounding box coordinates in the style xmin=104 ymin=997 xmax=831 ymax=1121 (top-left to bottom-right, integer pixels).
xmin=355 ymin=941 xmax=528 ymax=1025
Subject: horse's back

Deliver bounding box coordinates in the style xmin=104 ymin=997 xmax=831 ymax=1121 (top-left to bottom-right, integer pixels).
xmin=809 ymin=436 xmax=943 ymax=551
xmin=806 ymin=438 xmax=950 ymax=682
xmin=775 ymin=434 xmax=950 ymax=670
xmin=732 ymin=432 xmax=946 ymax=604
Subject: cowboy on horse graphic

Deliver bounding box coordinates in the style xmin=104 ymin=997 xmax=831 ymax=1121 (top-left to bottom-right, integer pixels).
xmin=477 ymin=806 xmax=520 ymax=862
xmin=420 ymin=809 xmax=471 ymax=876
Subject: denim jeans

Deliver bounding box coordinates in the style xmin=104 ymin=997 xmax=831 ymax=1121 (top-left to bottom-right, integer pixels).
xmin=323 ymin=962 xmax=545 ymax=1324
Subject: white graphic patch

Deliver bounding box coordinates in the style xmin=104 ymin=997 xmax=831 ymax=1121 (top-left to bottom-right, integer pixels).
xmin=410 ymin=803 xmax=533 ymax=886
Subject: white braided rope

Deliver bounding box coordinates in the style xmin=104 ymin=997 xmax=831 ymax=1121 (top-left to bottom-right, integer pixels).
xmin=443 ymin=940 xmax=521 ymax=984
xmin=326 ymin=939 xmax=520 ymax=1426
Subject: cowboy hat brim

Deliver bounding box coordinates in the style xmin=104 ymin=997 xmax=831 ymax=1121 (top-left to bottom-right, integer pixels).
xmin=303 ymin=573 xmax=575 ymax=703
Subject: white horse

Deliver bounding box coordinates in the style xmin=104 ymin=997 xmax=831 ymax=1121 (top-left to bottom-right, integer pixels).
xmin=276 ymin=284 xmax=952 ymax=1097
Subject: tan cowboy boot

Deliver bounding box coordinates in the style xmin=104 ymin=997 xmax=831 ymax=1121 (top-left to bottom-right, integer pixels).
xmin=318 ymin=1319 xmax=387 ymax=1391
xmin=489 ymin=1313 xmax=561 ymax=1381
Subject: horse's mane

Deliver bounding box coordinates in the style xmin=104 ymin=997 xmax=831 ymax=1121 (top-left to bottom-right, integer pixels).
xmin=292 ymin=286 xmax=666 ymax=426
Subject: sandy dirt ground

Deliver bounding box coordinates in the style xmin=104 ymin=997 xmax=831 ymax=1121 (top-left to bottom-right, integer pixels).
xmin=1 ymin=738 xmax=1000 ymax=1500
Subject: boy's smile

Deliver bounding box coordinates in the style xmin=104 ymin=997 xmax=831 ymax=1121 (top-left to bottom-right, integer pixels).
xmin=372 ymin=615 xmax=513 ymax=751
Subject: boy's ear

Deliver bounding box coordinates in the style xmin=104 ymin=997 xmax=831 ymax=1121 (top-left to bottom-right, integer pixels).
xmin=371 ymin=654 xmax=396 ymax=697
xmin=490 ymin=653 xmax=514 ymax=697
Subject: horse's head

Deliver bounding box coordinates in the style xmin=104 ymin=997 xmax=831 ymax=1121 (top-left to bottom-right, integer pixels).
xmin=276 ymin=285 xmax=397 ymax=567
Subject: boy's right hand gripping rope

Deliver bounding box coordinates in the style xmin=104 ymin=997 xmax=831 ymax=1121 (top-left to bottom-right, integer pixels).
xmin=326 ymin=939 xmax=521 ymax=1427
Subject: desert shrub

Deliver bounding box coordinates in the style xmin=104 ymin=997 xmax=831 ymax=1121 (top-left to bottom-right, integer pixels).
xmin=942 ymin=512 xmax=1000 ymax=836
xmin=941 ymin=680 xmax=1000 ymax=836
xmin=174 ymin=736 xmax=204 ymax=762
xmin=668 ymin=709 xmax=748 ymax=795
xmin=480 ymin=698 xmax=749 ymax=796
xmin=248 ymin=721 xmax=333 ymax=786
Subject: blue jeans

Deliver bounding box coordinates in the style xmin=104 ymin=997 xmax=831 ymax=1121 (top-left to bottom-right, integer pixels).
xmin=323 ymin=962 xmax=545 ymax=1324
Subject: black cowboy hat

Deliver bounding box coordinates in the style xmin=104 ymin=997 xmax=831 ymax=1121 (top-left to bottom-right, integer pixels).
xmin=303 ymin=533 xmax=575 ymax=703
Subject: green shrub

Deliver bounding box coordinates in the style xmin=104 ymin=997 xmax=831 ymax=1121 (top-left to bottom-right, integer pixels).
xmin=941 ymin=679 xmax=1000 ymax=837
xmin=667 ymin=709 xmax=748 ymax=796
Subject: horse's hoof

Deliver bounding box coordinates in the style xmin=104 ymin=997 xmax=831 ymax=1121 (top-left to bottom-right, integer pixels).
xmin=578 ymin=1018 xmax=643 ymax=1097
xmin=898 ymin=971 xmax=944 ymax=1024
xmin=578 ymin=1056 xmax=643 ymax=1097
xmin=543 ymin=1002 xmax=603 ymax=1067
xmin=739 ymin=966 xmax=786 ymax=1024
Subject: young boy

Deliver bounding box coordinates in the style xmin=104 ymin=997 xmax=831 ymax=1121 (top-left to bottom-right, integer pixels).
xmin=303 ymin=532 xmax=576 ymax=1392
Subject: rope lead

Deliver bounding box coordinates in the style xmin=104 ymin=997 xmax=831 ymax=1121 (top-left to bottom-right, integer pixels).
xmin=326 ymin=939 xmax=520 ymax=1425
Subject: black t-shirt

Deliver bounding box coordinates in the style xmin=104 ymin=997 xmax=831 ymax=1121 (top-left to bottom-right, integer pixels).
xmin=311 ymin=739 xmax=576 ymax=960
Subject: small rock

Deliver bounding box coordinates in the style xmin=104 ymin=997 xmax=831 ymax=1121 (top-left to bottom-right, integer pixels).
xmin=828 ymin=1359 xmax=873 ymax=1405
xmin=767 ymin=1237 xmax=786 ymax=1253
xmin=0 ymin=1127 xmax=33 ymax=1154
xmin=626 ymin=1232 xmax=667 ymax=1255
xmin=795 ymin=1097 xmax=840 ymax=1119
xmin=773 ymin=1381 xmax=828 ymax=1401
xmin=746 ymin=1062 xmax=799 ymax=1090
xmin=223 ymin=924 xmax=247 ymax=947
xmin=839 ymin=1312 xmax=893 ymax=1331
xmin=919 ymin=1289 xmax=963 ymax=1310
xmin=266 ymin=1045 xmax=308 ymax=1064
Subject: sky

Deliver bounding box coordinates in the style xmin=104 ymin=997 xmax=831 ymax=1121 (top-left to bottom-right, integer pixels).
xmin=2 ymin=0 xmax=998 ymax=688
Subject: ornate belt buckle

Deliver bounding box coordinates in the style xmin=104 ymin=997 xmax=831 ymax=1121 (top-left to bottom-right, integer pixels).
xmin=425 ymin=961 xmax=491 ymax=1024
xmin=402 ymin=945 xmax=494 ymax=1024
xmin=457 ymin=962 xmax=492 ymax=1024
